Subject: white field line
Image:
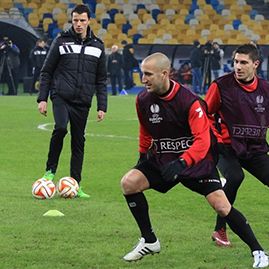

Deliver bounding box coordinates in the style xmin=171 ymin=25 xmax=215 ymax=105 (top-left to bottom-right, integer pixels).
xmin=37 ymin=123 xmax=138 ymax=140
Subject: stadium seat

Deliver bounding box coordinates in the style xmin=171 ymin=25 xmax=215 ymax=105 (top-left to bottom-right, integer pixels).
xmin=1 ymin=0 xmax=13 ymax=10
xmin=52 ymin=27 xmax=62 ymax=39
xmin=108 ymin=8 xmax=119 ymax=22
xmin=133 ymin=33 xmax=143 ymax=44
xmin=28 ymin=12 xmax=40 ymax=28
xmin=151 ymin=8 xmax=161 ymax=22
xmin=43 ymin=17 xmax=53 ymax=32
xmin=114 ymin=13 xmax=127 ymax=26
xmin=232 ymin=19 xmax=241 ymax=30
xmin=122 ymin=22 xmax=132 ymax=34
xmin=255 ymin=14 xmax=265 ymax=21
xmin=101 ymin=18 xmax=111 ymax=29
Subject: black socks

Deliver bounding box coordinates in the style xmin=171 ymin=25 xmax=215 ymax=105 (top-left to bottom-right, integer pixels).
xmin=124 ymin=192 xmax=157 ymax=243
xmin=225 ymin=207 xmax=263 ymax=252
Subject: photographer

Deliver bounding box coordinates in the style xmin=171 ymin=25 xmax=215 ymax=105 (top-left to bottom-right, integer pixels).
xmin=0 ymin=37 xmax=20 ymax=95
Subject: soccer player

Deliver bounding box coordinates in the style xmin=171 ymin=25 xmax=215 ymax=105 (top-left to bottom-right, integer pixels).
xmin=120 ymin=52 xmax=268 ymax=268
xmin=37 ymin=4 xmax=107 ymax=198
xmin=205 ymin=44 xmax=269 ymax=248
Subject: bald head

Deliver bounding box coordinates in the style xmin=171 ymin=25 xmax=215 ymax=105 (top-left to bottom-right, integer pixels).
xmin=142 ymin=52 xmax=171 ymax=72
xmin=141 ymin=52 xmax=171 ymax=95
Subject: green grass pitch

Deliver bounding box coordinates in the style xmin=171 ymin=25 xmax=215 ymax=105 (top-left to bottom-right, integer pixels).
xmin=0 ymin=95 xmax=268 ymax=269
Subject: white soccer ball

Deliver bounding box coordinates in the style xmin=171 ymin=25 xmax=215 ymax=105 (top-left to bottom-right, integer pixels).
xmin=32 ymin=178 xmax=56 ymax=199
xmin=57 ymin=177 xmax=79 ymax=198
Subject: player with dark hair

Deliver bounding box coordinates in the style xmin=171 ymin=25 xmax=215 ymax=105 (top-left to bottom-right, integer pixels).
xmin=37 ymin=4 xmax=107 ymax=198
xmin=205 ymin=44 xmax=269 ymax=252
xmin=120 ymin=52 xmax=268 ymax=268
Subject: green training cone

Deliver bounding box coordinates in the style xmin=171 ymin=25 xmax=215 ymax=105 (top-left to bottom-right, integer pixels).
xmin=43 ymin=210 xmax=65 ymax=217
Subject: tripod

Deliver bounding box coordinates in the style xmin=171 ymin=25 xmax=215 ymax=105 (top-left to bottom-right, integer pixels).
xmin=0 ymin=51 xmax=16 ymax=95
xmin=202 ymin=55 xmax=212 ymax=94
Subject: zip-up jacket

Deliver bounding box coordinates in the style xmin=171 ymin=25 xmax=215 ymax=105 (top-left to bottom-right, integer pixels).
xmin=37 ymin=26 xmax=107 ymax=111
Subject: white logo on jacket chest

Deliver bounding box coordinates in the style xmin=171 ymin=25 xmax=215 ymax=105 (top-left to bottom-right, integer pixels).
xmin=149 ymin=104 xmax=163 ymax=124
xmin=255 ymin=95 xmax=265 ymax=113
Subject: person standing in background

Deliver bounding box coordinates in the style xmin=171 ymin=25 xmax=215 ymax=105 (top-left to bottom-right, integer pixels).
xmin=29 ymin=39 xmax=47 ymax=94
xmin=107 ymin=44 xmax=123 ymax=95
xmin=121 ymin=40 xmax=138 ymax=90
xmin=211 ymin=42 xmax=224 ymax=80
xmin=37 ymin=4 xmax=107 ymax=198
xmin=190 ymin=40 xmax=203 ymax=94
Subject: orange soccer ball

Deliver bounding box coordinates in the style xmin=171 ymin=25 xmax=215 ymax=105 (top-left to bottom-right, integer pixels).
xmin=32 ymin=178 xmax=56 ymax=199
xmin=57 ymin=177 xmax=79 ymax=198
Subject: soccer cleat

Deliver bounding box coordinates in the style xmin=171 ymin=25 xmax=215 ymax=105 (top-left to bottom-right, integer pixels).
xmin=42 ymin=170 xmax=55 ymax=181
xmin=212 ymin=228 xmax=231 ymax=247
xmin=123 ymin=237 xmax=160 ymax=262
xmin=253 ymin=250 xmax=269 ymax=268
xmin=77 ymin=187 xmax=90 ymax=198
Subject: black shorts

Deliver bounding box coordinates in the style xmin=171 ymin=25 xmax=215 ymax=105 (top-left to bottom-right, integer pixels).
xmin=134 ymin=159 xmax=222 ymax=196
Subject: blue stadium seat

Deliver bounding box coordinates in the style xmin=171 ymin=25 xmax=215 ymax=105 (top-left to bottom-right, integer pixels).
xmin=133 ymin=33 xmax=143 ymax=44
xmin=122 ymin=22 xmax=132 ymax=34
xmin=210 ymin=0 xmax=219 ymax=9
xmin=43 ymin=13 xmax=53 ymax=19
xmin=185 ymin=14 xmax=195 ymax=24
xmin=190 ymin=2 xmax=199 ymax=14
xmin=151 ymin=8 xmax=161 ymax=22
xmin=108 ymin=8 xmax=119 ymax=22
xmin=52 ymin=27 xmax=62 ymax=39
xmin=250 ymin=9 xmax=258 ymax=20
xmin=23 ymin=8 xmax=33 ymax=19
xmin=233 ymin=19 xmax=241 ymax=30
xmin=48 ymin=22 xmax=58 ymax=38
xmin=215 ymin=4 xmax=224 ymax=14
xmin=136 ymin=4 xmax=146 ymax=12
xmin=83 ymin=0 xmax=96 ymax=13
xmin=102 ymin=18 xmax=111 ymax=29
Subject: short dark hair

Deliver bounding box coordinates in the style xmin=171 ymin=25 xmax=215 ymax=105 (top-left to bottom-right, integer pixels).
xmin=71 ymin=4 xmax=91 ymax=18
xmin=234 ymin=44 xmax=259 ymax=62
xmin=193 ymin=40 xmax=200 ymax=47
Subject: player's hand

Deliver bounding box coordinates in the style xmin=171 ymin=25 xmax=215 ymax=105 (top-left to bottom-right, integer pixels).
xmin=97 ymin=110 xmax=105 ymax=122
xmin=38 ymin=101 xmax=47 ymax=116
xmin=161 ymin=158 xmax=187 ymax=182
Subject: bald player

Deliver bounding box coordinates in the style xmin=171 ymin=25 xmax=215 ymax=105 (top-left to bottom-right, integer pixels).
xmin=120 ymin=52 xmax=268 ymax=268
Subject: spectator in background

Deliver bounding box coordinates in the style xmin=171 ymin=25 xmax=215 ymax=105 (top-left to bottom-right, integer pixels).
xmin=178 ymin=62 xmax=192 ymax=86
xmin=121 ymin=40 xmax=139 ymax=90
xmin=0 ymin=37 xmax=20 ymax=95
xmin=29 ymin=39 xmax=48 ymax=94
xmin=190 ymin=40 xmax=203 ymax=94
xmin=107 ymin=44 xmax=123 ymax=95
xmin=211 ymin=42 xmax=224 ymax=80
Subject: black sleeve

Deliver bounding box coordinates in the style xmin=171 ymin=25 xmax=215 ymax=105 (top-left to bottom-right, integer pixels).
xmin=37 ymin=38 xmax=60 ymax=103
xmin=95 ymin=45 xmax=108 ymax=112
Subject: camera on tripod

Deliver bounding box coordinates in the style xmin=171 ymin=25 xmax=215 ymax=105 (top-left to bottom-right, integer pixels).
xmin=0 ymin=38 xmax=12 ymax=51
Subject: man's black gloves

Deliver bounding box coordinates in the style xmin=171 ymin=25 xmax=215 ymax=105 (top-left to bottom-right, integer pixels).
xmin=161 ymin=158 xmax=187 ymax=182
xmin=217 ymin=142 xmax=229 ymax=157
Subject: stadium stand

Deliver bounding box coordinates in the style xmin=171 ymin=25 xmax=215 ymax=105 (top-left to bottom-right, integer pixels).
xmin=1 ymin=0 xmax=269 ymax=46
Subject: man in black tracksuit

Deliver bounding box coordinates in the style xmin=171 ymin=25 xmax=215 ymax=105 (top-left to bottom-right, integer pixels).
xmin=30 ymin=39 xmax=47 ymax=94
xmin=37 ymin=4 xmax=107 ymax=198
